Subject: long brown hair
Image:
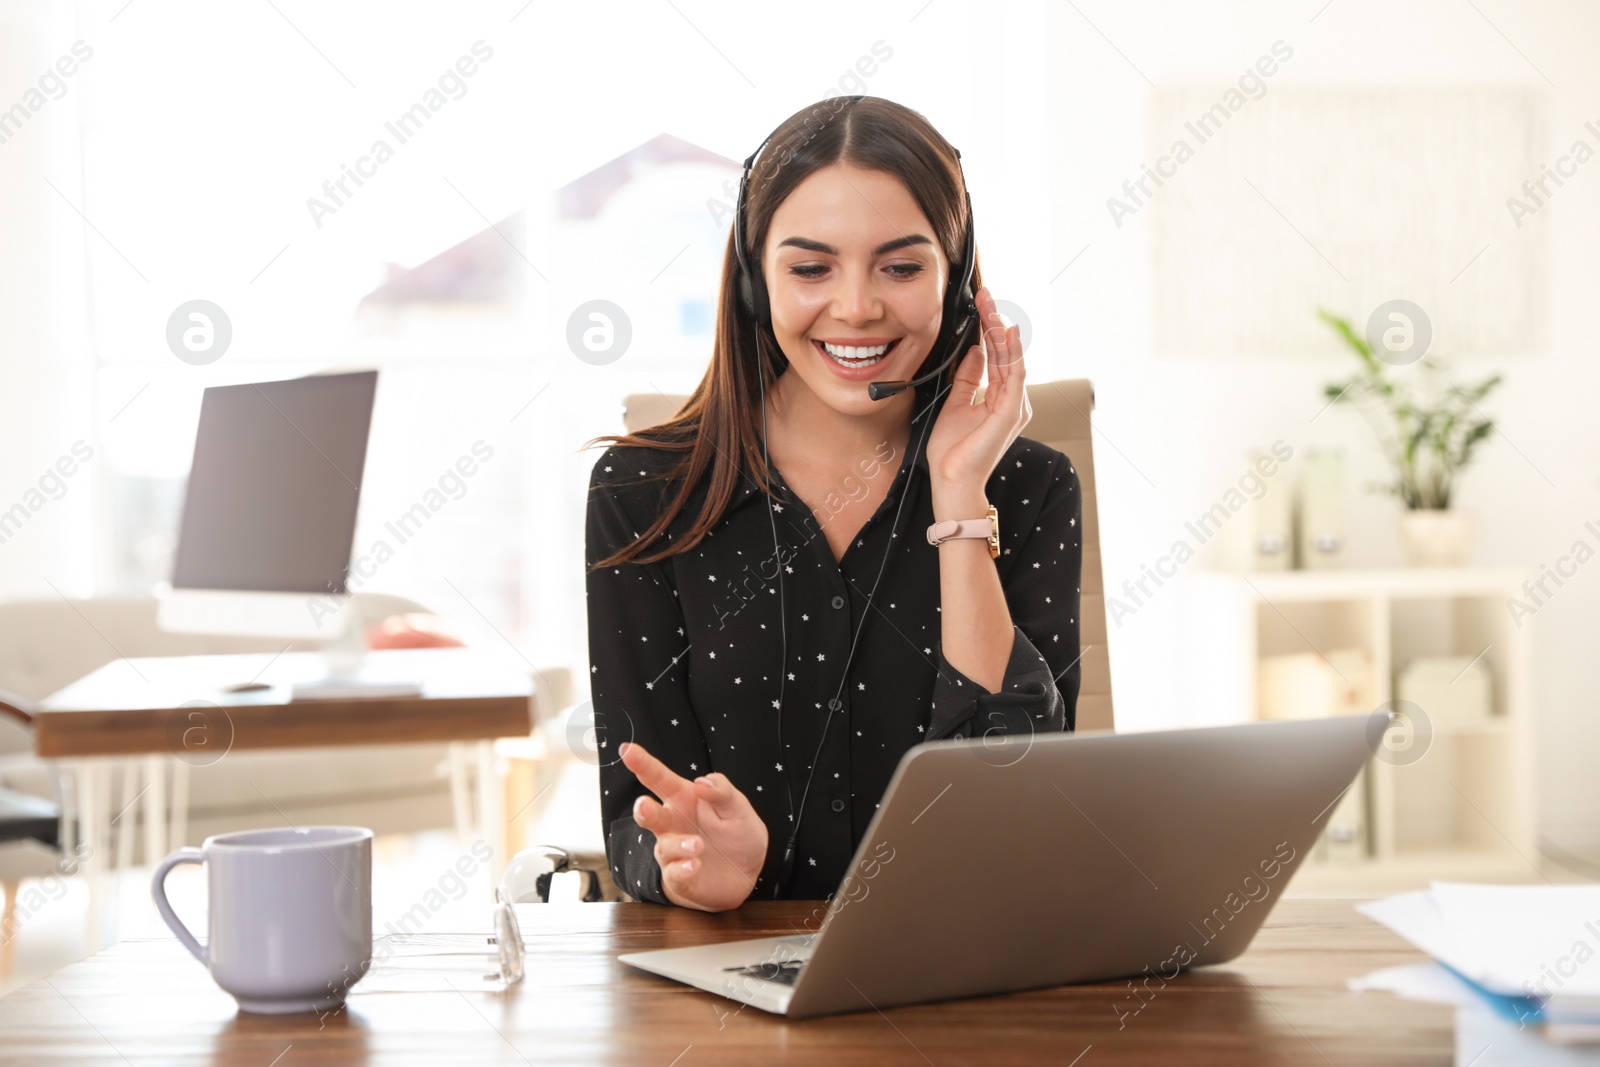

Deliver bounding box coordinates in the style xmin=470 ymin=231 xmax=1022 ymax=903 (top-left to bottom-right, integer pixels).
xmin=586 ymin=96 xmax=982 ymax=569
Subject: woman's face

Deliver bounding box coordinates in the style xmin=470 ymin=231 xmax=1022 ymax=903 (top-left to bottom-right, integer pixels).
xmin=761 ymin=162 xmax=950 ymax=417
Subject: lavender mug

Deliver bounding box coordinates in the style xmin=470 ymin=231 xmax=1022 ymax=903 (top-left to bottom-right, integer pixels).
xmin=151 ymin=826 xmax=372 ymax=1013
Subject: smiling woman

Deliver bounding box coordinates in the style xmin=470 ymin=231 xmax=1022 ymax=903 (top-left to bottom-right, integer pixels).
xmin=581 ymin=96 xmax=1083 ymax=911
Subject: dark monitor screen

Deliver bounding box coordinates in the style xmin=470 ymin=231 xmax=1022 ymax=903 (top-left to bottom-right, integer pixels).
xmin=171 ymin=370 xmax=377 ymax=595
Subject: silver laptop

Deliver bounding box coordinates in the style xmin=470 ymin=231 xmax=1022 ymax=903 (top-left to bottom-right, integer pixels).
xmin=619 ymin=711 xmax=1384 ymax=1019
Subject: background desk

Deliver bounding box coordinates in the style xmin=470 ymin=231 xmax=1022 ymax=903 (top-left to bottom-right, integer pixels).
xmin=0 ymin=898 xmax=1449 ymax=1065
xmin=34 ymin=647 xmax=533 ymax=758
xmin=32 ymin=647 xmax=534 ymax=944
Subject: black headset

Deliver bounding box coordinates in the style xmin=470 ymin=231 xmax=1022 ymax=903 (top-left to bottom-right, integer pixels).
xmin=729 ymin=98 xmax=978 ymax=897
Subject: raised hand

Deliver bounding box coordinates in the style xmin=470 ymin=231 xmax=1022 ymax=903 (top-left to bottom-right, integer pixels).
xmin=619 ymin=741 xmax=768 ymax=912
xmin=924 ymin=286 xmax=1032 ymax=509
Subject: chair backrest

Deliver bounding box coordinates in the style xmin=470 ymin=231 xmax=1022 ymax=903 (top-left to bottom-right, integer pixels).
xmin=620 ymin=379 xmax=1113 ymax=731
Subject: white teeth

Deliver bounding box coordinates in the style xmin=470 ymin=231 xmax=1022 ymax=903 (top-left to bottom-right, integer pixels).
xmin=821 ymin=341 xmax=891 ymax=362
xmin=819 ymin=342 xmax=896 ymax=367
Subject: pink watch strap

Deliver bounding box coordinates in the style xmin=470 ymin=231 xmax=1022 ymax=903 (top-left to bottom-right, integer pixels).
xmin=926 ymin=517 xmax=990 ymax=546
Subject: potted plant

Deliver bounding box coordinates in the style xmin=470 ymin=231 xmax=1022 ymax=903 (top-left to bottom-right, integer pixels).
xmin=1317 ymin=309 xmax=1502 ymax=567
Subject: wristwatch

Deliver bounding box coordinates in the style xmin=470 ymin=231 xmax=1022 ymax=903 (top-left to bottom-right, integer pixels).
xmin=926 ymin=503 xmax=1000 ymax=559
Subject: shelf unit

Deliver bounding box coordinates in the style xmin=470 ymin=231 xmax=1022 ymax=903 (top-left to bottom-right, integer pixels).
xmin=1182 ymin=568 xmax=1536 ymax=890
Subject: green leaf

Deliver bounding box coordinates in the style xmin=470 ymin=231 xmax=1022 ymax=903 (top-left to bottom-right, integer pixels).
xmin=1317 ymin=308 xmax=1381 ymax=373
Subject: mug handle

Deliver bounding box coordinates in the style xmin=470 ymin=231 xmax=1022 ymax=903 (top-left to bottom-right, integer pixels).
xmin=150 ymin=847 xmax=207 ymax=965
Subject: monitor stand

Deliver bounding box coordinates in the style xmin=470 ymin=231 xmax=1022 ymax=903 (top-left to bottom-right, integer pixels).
xmin=288 ymin=614 xmax=422 ymax=701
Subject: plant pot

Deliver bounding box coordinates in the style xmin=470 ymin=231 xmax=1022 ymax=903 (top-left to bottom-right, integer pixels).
xmin=1398 ymin=509 xmax=1475 ymax=568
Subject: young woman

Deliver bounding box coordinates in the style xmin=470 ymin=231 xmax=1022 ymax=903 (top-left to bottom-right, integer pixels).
xmin=584 ymin=96 xmax=1083 ymax=910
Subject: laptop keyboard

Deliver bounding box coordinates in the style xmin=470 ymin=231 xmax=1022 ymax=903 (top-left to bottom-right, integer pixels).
xmin=723 ymin=959 xmax=806 ymax=986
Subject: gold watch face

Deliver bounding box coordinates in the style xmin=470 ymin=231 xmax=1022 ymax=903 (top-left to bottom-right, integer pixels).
xmin=986 ymin=504 xmax=1000 ymax=558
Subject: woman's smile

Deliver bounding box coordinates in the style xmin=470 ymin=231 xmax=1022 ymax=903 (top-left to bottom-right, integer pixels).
xmin=811 ymin=336 xmax=904 ymax=379
xmin=763 ymin=163 xmax=947 ymax=414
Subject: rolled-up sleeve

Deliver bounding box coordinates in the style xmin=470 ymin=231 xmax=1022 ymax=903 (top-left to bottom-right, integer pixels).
xmin=928 ymin=454 xmax=1083 ymax=740
xmin=585 ymin=449 xmax=708 ymax=905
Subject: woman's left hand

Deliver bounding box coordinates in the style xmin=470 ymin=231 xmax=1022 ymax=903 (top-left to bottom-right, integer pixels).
xmin=924 ymin=286 xmax=1032 ymax=514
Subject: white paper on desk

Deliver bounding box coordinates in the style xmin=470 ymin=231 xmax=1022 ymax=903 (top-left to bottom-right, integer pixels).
xmin=1433 ymin=883 xmax=1600 ymax=1001
xmin=1457 ymin=998 xmax=1600 ymax=1067
xmin=1350 ymin=961 xmax=1485 ymax=1008
xmin=1359 ymin=884 xmax=1600 ymax=1002
xmin=1351 ymin=965 xmax=1600 ymax=1062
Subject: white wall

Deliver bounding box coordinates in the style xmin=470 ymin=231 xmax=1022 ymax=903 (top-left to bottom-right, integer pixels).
xmin=0 ymin=2 xmax=96 ymax=600
xmin=1044 ymin=0 xmax=1600 ymax=848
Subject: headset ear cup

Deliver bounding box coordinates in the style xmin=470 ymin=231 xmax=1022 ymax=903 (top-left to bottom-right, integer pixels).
xmin=748 ymin=265 xmax=770 ymax=331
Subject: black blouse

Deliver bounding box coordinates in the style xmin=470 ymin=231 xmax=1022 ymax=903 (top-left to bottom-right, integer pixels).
xmin=585 ymin=377 xmax=1084 ymax=903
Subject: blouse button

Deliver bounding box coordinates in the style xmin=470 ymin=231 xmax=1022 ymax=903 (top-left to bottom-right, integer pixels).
xmin=831 ymin=799 xmax=846 ymax=813
xmin=830 ymin=595 xmax=845 ymax=610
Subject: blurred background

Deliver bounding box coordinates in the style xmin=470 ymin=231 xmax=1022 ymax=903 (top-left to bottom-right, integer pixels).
xmin=1 ymin=0 xmax=1597 ymax=991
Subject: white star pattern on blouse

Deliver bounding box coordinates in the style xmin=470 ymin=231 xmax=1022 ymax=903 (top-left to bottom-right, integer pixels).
xmin=588 ymin=439 xmax=1081 ymax=905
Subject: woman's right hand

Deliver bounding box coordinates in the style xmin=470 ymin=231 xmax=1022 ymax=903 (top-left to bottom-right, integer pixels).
xmin=619 ymin=741 xmax=768 ymax=911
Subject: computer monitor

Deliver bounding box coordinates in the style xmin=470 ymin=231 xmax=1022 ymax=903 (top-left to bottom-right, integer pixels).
xmin=157 ymin=370 xmax=378 ymax=641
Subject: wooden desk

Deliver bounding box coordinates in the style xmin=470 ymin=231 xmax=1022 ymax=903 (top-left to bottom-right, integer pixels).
xmin=31 ymin=648 xmax=535 ymax=945
xmin=34 ymin=647 xmax=533 ymax=757
xmin=0 ymin=899 xmax=1449 ymax=1065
